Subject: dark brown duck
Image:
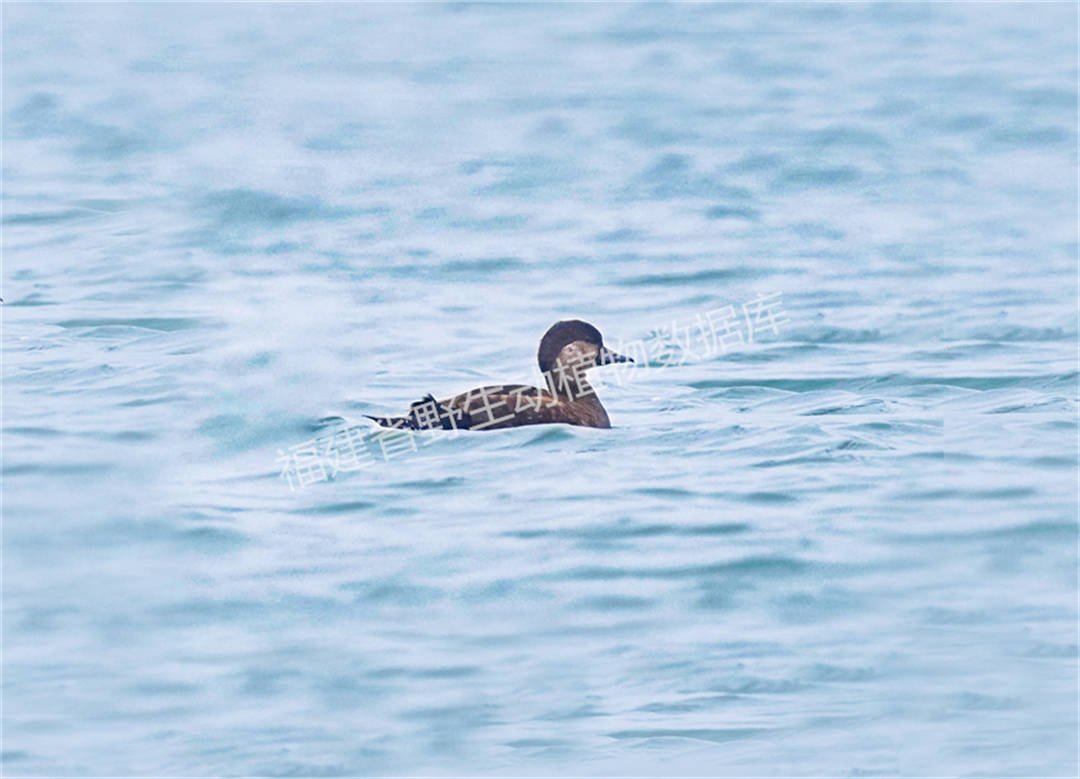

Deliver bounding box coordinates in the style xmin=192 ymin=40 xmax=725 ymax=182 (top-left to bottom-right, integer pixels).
xmin=366 ymin=320 xmax=632 ymax=431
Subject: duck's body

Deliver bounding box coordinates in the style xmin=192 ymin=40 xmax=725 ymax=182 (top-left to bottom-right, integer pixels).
xmin=366 ymin=320 xmax=630 ymax=431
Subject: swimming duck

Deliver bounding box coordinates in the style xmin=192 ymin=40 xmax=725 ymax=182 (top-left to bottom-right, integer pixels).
xmin=366 ymin=320 xmax=632 ymax=430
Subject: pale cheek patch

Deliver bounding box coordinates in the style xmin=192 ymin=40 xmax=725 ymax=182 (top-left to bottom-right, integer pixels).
xmin=557 ymin=341 xmax=598 ymax=369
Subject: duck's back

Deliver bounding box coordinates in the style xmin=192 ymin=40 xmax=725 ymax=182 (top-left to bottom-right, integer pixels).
xmin=369 ymin=384 xmax=611 ymax=430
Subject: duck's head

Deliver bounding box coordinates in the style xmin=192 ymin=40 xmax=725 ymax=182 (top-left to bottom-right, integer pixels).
xmin=537 ymin=320 xmax=633 ymax=376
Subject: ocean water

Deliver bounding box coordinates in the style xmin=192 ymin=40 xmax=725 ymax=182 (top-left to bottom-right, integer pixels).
xmin=3 ymin=2 xmax=1078 ymax=776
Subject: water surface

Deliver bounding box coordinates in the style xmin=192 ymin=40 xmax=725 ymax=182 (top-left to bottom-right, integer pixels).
xmin=3 ymin=3 xmax=1078 ymax=776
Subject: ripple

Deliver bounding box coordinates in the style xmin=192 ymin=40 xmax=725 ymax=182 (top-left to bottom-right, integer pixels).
xmin=704 ymin=205 xmax=759 ymax=220
xmin=504 ymin=521 xmax=750 ymax=540
xmin=341 ymin=580 xmax=442 ymax=607
xmin=572 ymin=595 xmax=652 ymax=611
xmin=56 ymin=317 xmax=212 ymax=332
xmin=773 ymin=165 xmax=862 ymax=191
xmin=987 ymin=126 xmax=1071 ymax=147
xmin=177 ymin=526 xmax=249 ymax=553
xmin=606 ymin=728 xmax=766 ymax=743
xmin=520 ymin=427 xmax=578 ymax=446
xmin=617 ymin=267 xmax=776 ymax=286
xmin=550 ymin=555 xmax=816 ymax=582
xmin=806 ymin=126 xmax=888 ymax=148
xmin=784 ymin=326 xmax=883 ymax=344
xmin=290 ymin=501 xmax=376 ymax=515
xmin=802 ymin=663 xmax=876 ymax=683
xmin=196 ymin=188 xmax=354 ymax=227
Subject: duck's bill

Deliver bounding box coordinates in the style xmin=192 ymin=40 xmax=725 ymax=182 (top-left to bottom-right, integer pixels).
xmin=598 ymin=346 xmax=634 ymax=365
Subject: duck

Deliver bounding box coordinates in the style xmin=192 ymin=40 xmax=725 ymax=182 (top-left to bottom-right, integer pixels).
xmin=365 ymin=320 xmax=632 ymax=430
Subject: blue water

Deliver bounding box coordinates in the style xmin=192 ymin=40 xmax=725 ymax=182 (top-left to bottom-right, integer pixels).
xmin=4 ymin=2 xmax=1078 ymax=776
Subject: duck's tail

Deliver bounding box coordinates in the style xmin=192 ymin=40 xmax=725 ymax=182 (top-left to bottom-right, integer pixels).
xmin=365 ymin=394 xmax=465 ymax=430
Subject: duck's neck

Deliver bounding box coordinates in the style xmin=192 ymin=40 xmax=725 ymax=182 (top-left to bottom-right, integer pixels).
xmin=543 ymin=365 xmax=595 ymax=401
